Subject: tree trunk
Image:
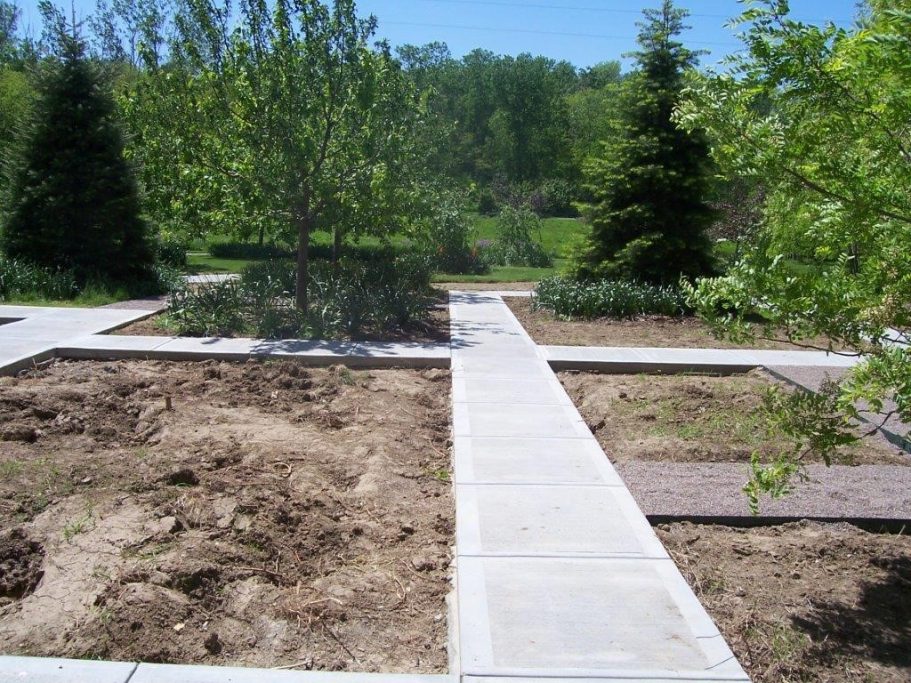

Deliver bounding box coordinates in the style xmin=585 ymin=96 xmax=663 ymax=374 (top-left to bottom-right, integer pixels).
xmin=295 ymin=213 xmax=311 ymax=313
xmin=332 ymin=225 xmax=342 ymax=270
xmin=258 ymin=224 xmax=265 ymax=247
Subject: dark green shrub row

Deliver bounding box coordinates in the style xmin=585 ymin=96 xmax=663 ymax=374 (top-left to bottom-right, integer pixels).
xmin=208 ymin=241 xmax=293 ymax=260
xmin=0 ymin=256 xmax=79 ymax=301
xmin=169 ymin=255 xmax=434 ymax=339
xmin=533 ymin=275 xmax=688 ymax=319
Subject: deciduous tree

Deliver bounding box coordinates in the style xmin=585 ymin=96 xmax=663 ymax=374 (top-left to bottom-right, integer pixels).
xmin=676 ymin=0 xmax=911 ymax=508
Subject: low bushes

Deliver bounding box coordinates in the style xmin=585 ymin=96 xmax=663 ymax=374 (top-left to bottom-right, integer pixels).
xmin=534 ymin=275 xmax=688 ymax=319
xmin=168 ymin=255 xmax=434 ymax=339
xmin=0 ymin=254 xmax=180 ymax=303
xmin=156 ymin=236 xmax=188 ymax=267
xmin=0 ymin=256 xmax=78 ymax=301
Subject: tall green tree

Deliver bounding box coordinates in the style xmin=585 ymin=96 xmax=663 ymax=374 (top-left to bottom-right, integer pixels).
xmin=133 ymin=0 xmax=425 ymax=311
xmin=573 ymin=0 xmax=715 ymax=284
xmin=2 ymin=32 xmax=155 ymax=284
xmin=677 ymin=0 xmax=911 ymax=508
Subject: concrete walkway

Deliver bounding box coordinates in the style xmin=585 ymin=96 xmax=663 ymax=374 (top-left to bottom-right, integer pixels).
xmin=0 ymin=305 xmax=162 ymax=375
xmin=449 ymin=292 xmax=749 ymax=681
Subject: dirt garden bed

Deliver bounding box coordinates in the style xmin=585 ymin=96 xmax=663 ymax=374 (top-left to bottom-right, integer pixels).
xmin=658 ymin=521 xmax=911 ymax=682
xmin=560 ymin=370 xmax=908 ymax=466
xmin=0 ymin=359 xmax=453 ymax=671
xmin=506 ymin=297 xmax=839 ymax=350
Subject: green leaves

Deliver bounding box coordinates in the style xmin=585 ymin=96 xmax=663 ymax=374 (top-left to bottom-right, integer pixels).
xmin=678 ymin=0 xmax=911 ymax=508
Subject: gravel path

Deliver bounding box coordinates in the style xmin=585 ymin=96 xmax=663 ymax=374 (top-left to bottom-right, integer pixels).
xmin=619 ymin=462 xmax=911 ymax=523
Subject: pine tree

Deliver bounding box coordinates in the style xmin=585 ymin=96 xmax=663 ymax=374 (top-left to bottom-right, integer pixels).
xmin=1 ymin=33 xmax=154 ymax=286
xmin=573 ymin=0 xmax=715 ymax=284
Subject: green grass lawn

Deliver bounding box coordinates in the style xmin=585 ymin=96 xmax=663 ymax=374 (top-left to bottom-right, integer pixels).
xmin=433 ymin=259 xmax=569 ymax=283
xmin=185 ymin=253 xmax=259 ymax=274
xmin=186 ymin=216 xmax=589 ymax=282
xmin=472 ymin=214 xmax=587 ymax=261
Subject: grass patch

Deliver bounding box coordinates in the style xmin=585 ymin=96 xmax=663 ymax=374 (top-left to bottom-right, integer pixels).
xmin=472 ymin=214 xmax=586 ymax=260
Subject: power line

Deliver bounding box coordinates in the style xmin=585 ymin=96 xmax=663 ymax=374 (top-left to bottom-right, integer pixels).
xmin=383 ymin=20 xmax=743 ymax=47
xmin=405 ymin=0 xmax=854 ymax=25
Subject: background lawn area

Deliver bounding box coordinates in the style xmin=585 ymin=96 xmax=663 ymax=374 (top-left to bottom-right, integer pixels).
xmin=185 ymin=216 xmax=588 ymax=281
xmin=186 ymin=253 xmax=259 ymax=274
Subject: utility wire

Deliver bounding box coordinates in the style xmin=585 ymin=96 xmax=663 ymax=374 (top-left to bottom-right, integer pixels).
xmin=405 ymin=0 xmax=854 ymax=24
xmin=383 ymin=20 xmax=744 ymax=47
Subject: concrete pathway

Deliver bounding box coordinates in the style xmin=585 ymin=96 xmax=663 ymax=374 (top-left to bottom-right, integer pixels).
xmin=449 ymin=292 xmax=749 ymax=681
xmin=0 ymin=305 xmax=161 ymax=375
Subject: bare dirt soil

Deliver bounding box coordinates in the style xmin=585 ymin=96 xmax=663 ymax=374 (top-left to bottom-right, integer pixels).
xmin=0 ymin=360 xmax=453 ymax=672
xmin=114 ymin=305 xmax=450 ymax=344
xmin=658 ymin=521 xmax=911 ymax=683
xmin=559 ymin=370 xmax=909 ymax=466
xmin=506 ymin=297 xmax=839 ymax=350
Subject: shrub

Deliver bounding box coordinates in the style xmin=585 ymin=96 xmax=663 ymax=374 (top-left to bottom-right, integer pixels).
xmin=208 ymin=241 xmax=292 ymax=260
xmin=0 ymin=255 xmax=78 ymax=301
xmin=156 ymin=236 xmax=188 ymax=267
xmin=168 ymin=279 xmax=247 ymax=336
xmin=168 ymin=254 xmax=433 ymax=339
xmin=484 ymin=206 xmax=552 ymax=268
xmin=534 ymin=275 xmax=688 ymax=319
xmin=537 ymin=179 xmax=578 ymax=217
xmin=421 ymin=194 xmax=488 ymax=275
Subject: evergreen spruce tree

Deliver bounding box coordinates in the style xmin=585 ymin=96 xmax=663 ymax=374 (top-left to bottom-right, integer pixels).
xmin=573 ymin=0 xmax=715 ymax=284
xmin=1 ymin=32 xmax=154 ymax=287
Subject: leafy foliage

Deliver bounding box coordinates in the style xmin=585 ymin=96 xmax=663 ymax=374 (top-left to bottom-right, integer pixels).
xmin=420 ymin=192 xmax=488 ymax=275
xmin=534 ymin=275 xmax=687 ymax=319
xmin=169 ymin=255 xmax=434 ymax=339
xmin=0 ymin=254 xmax=78 ymax=300
xmin=573 ymin=0 xmax=716 ymax=285
xmin=676 ymin=0 xmax=911 ymax=504
xmin=125 ymin=0 xmax=428 ymax=311
xmin=2 ymin=34 xmax=156 ymax=288
xmin=484 ymin=206 xmax=552 ymax=268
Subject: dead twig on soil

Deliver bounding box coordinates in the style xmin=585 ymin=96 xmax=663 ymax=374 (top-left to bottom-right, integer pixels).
xmin=236 ymin=565 xmax=289 ymax=583
xmin=322 ymin=622 xmax=359 ymax=663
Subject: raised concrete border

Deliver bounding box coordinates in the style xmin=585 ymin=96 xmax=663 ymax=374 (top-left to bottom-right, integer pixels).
xmin=0 ymin=657 xmax=456 ymax=683
xmin=542 ymin=344 xmax=859 ymax=374
xmin=0 ymin=305 xmax=160 ymax=375
xmin=57 ymin=335 xmax=450 ymax=369
xmin=0 ymin=304 xmax=450 ymax=374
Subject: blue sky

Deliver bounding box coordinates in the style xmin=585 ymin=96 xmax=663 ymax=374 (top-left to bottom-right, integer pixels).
xmin=14 ymin=0 xmax=861 ymax=69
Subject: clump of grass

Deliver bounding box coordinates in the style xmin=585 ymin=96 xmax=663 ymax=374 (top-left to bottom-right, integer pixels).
xmin=533 ymin=275 xmax=688 ymax=319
